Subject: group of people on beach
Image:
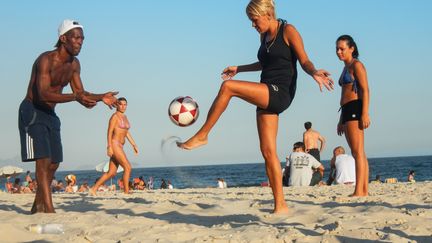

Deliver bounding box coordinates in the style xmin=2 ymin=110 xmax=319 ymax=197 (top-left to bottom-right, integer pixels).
xmin=19 ymin=0 xmax=369 ymax=214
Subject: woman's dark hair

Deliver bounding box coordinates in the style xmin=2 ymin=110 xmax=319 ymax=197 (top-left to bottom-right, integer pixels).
xmin=337 ymin=35 xmax=359 ymax=58
xmin=118 ymin=97 xmax=127 ymax=103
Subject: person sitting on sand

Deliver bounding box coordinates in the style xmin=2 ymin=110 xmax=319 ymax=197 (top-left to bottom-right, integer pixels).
xmin=78 ymin=182 xmax=89 ymax=192
xmin=286 ymin=142 xmax=324 ymax=186
xmin=53 ymin=180 xmax=65 ymax=193
xmin=5 ymin=178 xmax=13 ymax=193
xmin=370 ymin=175 xmax=383 ymax=184
xmin=64 ymin=175 xmax=78 ymax=193
xmin=12 ymin=178 xmax=23 ymax=194
xmin=65 ymin=180 xmax=77 ymax=193
xmin=168 ymin=180 xmax=173 ymax=189
xmin=408 ymin=170 xmax=415 ymax=183
xmin=328 ymin=146 xmax=356 ymax=185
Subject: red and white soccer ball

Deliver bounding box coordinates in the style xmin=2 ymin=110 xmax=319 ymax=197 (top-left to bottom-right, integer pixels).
xmin=168 ymin=96 xmax=199 ymax=127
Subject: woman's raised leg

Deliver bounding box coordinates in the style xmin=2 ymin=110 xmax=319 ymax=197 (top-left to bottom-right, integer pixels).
xmin=178 ymin=80 xmax=269 ymax=150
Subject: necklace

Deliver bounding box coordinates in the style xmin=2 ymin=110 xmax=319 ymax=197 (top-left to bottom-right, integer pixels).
xmin=265 ymin=21 xmax=280 ymax=53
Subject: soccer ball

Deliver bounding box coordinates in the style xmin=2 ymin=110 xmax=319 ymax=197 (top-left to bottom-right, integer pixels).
xmin=168 ymin=96 xmax=199 ymax=127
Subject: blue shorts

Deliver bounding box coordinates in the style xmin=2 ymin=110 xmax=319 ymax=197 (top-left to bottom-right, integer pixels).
xmin=18 ymin=99 xmax=63 ymax=163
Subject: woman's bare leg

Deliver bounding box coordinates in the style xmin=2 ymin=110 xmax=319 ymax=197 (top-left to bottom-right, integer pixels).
xmin=89 ymin=160 xmax=118 ymax=195
xmin=257 ymin=111 xmax=288 ymax=214
xmin=345 ymin=121 xmax=369 ymax=196
xmin=178 ymin=80 xmax=269 ymax=150
xmin=110 ymin=146 xmax=132 ymax=194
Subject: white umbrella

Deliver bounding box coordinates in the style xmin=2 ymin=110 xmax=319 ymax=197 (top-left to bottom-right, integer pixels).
xmin=95 ymin=161 xmax=124 ymax=173
xmin=95 ymin=161 xmax=124 ymax=187
xmin=0 ymin=165 xmax=24 ymax=178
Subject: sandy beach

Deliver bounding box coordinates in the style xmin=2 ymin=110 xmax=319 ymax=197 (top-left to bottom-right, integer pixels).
xmin=1 ymin=182 xmax=431 ymax=243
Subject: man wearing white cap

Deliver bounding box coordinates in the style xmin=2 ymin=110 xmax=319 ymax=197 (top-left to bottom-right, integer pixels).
xmin=18 ymin=19 xmax=118 ymax=214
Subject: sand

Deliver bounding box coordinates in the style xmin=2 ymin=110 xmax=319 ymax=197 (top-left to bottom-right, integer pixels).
xmin=0 ymin=182 xmax=431 ymax=243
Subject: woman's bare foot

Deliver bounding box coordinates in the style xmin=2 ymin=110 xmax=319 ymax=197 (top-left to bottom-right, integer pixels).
xmin=349 ymin=190 xmax=368 ymax=197
xmin=273 ymin=205 xmax=289 ymax=215
xmin=176 ymin=135 xmax=208 ymax=150
xmin=88 ymin=188 xmax=97 ymax=196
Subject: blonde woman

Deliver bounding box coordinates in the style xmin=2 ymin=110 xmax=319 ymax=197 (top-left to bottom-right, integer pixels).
xmin=90 ymin=97 xmax=139 ymax=195
xmin=336 ymin=35 xmax=370 ymax=196
xmin=178 ymin=0 xmax=333 ymax=213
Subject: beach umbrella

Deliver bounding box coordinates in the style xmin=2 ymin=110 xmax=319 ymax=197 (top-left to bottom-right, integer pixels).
xmin=95 ymin=161 xmax=123 ymax=187
xmin=0 ymin=165 xmax=24 ymax=178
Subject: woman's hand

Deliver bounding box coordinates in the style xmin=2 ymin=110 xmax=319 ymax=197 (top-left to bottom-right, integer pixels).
xmin=337 ymin=123 xmax=345 ymax=136
xmin=221 ymin=66 xmax=238 ymax=80
xmin=107 ymin=146 xmax=113 ymax=157
xmin=313 ymin=69 xmax=334 ymax=92
xmin=361 ymin=113 xmax=371 ymax=129
xmin=132 ymin=145 xmax=139 ymax=155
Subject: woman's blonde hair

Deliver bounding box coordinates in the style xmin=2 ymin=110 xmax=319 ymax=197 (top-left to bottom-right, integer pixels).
xmin=246 ymin=0 xmax=276 ymax=19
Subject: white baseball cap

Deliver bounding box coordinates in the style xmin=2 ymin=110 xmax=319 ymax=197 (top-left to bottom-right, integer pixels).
xmin=58 ymin=19 xmax=83 ymax=37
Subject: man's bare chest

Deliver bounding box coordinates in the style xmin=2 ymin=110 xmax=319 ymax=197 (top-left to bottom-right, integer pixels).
xmin=49 ymin=64 xmax=74 ymax=87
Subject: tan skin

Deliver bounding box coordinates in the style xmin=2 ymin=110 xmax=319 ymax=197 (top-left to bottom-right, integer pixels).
xmin=178 ymin=13 xmax=333 ymax=214
xmin=336 ymin=40 xmax=370 ymax=197
xmin=89 ymin=100 xmax=139 ymax=195
xmin=25 ymin=27 xmax=118 ymax=213
xmin=303 ymin=128 xmax=326 ymax=153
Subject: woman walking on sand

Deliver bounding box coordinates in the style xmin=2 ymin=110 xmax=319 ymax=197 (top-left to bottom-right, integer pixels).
xmin=336 ymin=35 xmax=370 ymax=197
xmin=177 ymin=0 xmax=333 ymax=213
xmin=90 ymin=97 xmax=139 ymax=195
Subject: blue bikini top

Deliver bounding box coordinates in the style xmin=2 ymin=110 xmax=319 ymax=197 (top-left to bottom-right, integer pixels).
xmin=339 ymin=66 xmax=358 ymax=93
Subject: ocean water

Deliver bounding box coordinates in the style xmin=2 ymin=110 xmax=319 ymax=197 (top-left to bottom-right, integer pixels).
xmin=1 ymin=155 xmax=431 ymax=190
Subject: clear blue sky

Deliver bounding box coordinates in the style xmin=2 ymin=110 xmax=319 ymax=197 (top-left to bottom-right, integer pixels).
xmin=1 ymin=0 xmax=431 ymax=171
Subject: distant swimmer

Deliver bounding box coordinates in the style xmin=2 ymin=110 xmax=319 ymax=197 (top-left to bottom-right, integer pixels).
xmin=18 ymin=19 xmax=118 ymax=213
xmin=335 ymin=35 xmax=370 ymax=197
xmin=177 ymin=0 xmax=334 ymax=214
xmin=303 ymin=121 xmax=326 ymax=162
xmin=90 ymin=97 xmax=139 ymax=195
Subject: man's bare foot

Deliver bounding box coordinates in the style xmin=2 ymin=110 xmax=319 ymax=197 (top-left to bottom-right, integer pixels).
xmin=31 ymin=202 xmax=45 ymax=214
xmin=176 ymin=136 xmax=208 ymax=150
xmin=88 ymin=188 xmax=97 ymax=196
xmin=44 ymin=207 xmax=56 ymax=213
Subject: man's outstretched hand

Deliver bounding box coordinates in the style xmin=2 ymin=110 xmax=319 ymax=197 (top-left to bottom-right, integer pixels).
xmin=102 ymin=91 xmax=119 ymax=109
xmin=76 ymin=92 xmax=97 ymax=108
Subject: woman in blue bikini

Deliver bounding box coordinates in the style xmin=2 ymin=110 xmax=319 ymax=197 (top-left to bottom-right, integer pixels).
xmin=90 ymin=97 xmax=139 ymax=195
xmin=336 ymin=35 xmax=370 ymax=197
